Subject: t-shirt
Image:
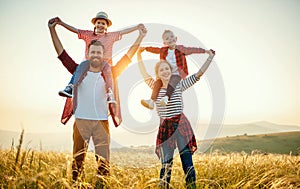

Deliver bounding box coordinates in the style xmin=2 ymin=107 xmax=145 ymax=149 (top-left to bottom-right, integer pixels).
xmin=75 ymin=71 xmax=108 ymax=120
xmin=166 ymin=48 xmax=179 ymax=75
xmin=78 ymin=30 xmax=121 ymax=64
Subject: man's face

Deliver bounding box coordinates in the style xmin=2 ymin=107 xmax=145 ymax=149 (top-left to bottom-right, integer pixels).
xmin=88 ymin=45 xmax=104 ymax=68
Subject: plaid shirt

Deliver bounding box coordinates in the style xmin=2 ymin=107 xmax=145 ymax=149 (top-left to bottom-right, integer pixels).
xmin=155 ymin=113 xmax=197 ymax=158
xmin=145 ymin=45 xmax=206 ymax=79
xmin=58 ymin=50 xmax=131 ymax=127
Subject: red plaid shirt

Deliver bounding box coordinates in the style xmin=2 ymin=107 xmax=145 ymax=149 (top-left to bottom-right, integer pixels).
xmin=58 ymin=50 xmax=131 ymax=127
xmin=155 ymin=113 xmax=197 ymax=158
xmin=145 ymin=45 xmax=206 ymax=79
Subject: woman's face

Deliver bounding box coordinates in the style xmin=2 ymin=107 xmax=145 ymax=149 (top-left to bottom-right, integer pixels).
xmin=157 ymin=62 xmax=172 ymax=81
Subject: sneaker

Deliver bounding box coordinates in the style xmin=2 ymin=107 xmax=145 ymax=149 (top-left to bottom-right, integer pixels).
xmin=58 ymin=84 xmax=73 ymax=98
xmin=107 ymin=91 xmax=116 ymax=104
xmin=141 ymin=99 xmax=154 ymax=110
xmin=160 ymin=96 xmax=169 ymax=106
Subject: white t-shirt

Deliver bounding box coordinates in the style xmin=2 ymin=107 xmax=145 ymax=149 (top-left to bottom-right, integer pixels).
xmin=166 ymin=49 xmax=179 ymax=75
xmin=75 ymin=71 xmax=108 ymax=120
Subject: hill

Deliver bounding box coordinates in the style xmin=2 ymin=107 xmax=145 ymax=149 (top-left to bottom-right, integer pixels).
xmin=200 ymin=131 xmax=300 ymax=155
xmin=0 ymin=121 xmax=299 ymax=152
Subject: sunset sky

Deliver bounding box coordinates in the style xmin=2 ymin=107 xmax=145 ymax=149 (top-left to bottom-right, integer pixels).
xmin=0 ymin=0 xmax=299 ymax=145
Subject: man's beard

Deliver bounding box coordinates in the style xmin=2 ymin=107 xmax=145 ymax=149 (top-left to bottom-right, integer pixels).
xmin=90 ymin=58 xmax=102 ymax=69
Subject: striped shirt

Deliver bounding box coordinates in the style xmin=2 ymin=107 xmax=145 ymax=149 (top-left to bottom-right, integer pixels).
xmin=145 ymin=74 xmax=200 ymax=118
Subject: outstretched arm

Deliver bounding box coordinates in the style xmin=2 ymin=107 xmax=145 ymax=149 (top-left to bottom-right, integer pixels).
xmin=177 ymin=45 xmax=210 ymax=55
xmin=119 ymin=23 xmax=144 ymax=36
xmin=55 ymin=17 xmax=78 ymax=34
xmin=195 ymin=49 xmax=216 ymax=78
xmin=137 ymin=48 xmax=151 ymax=80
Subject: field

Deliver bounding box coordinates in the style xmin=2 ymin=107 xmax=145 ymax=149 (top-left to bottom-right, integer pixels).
xmin=0 ymin=131 xmax=299 ymax=188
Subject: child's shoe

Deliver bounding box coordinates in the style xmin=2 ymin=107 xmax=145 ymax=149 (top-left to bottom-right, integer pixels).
xmin=160 ymin=96 xmax=169 ymax=106
xmin=58 ymin=84 xmax=73 ymax=98
xmin=141 ymin=99 xmax=154 ymax=110
xmin=107 ymin=89 xmax=116 ymax=104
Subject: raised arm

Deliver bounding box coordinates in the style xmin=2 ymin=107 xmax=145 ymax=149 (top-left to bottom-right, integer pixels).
xmin=48 ymin=18 xmax=64 ymax=55
xmin=195 ymin=49 xmax=216 ymax=78
xmin=119 ymin=23 xmax=144 ymax=36
xmin=137 ymin=48 xmax=151 ymax=80
xmin=125 ymin=26 xmax=147 ymax=59
xmin=112 ymin=26 xmax=147 ymax=79
xmin=48 ymin=17 xmax=78 ymax=74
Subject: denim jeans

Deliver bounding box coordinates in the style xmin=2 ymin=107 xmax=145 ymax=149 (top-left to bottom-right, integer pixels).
xmin=69 ymin=62 xmax=113 ymax=91
xmin=159 ymin=123 xmax=196 ymax=189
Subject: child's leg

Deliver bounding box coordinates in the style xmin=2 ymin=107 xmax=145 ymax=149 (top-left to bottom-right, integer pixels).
xmin=58 ymin=73 xmax=75 ymax=98
xmin=69 ymin=73 xmax=75 ymax=85
xmin=159 ymin=75 xmax=181 ymax=106
xmin=102 ymin=64 xmax=116 ymax=104
xmin=165 ymin=75 xmax=181 ymax=99
xmin=151 ymin=79 xmax=163 ymax=100
xmin=141 ymin=79 xmax=162 ymax=109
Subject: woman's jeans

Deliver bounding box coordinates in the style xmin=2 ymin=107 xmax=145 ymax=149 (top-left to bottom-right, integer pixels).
xmin=159 ymin=123 xmax=196 ymax=188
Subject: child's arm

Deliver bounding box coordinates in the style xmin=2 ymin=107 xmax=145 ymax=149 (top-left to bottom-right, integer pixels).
xmin=56 ymin=17 xmax=79 ymax=34
xmin=144 ymin=46 xmax=161 ymax=54
xmin=177 ymin=45 xmax=210 ymax=55
xmin=195 ymin=49 xmax=215 ymax=78
xmin=119 ymin=23 xmax=144 ymax=36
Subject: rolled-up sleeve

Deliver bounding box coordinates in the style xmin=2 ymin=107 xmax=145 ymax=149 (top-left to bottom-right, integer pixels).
xmin=58 ymin=50 xmax=78 ymax=74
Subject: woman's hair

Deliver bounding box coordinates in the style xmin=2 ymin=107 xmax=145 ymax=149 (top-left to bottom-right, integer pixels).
xmin=154 ymin=60 xmax=172 ymax=79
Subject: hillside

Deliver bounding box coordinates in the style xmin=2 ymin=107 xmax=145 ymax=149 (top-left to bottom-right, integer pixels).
xmin=0 ymin=121 xmax=299 ymax=152
xmin=201 ymin=131 xmax=300 ymax=155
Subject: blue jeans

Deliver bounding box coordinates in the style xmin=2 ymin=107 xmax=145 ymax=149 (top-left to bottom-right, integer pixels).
xmin=69 ymin=69 xmax=76 ymax=85
xmin=68 ymin=62 xmax=113 ymax=91
xmin=159 ymin=123 xmax=196 ymax=189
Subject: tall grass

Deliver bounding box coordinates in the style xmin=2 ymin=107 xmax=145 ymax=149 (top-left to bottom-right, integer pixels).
xmin=0 ymin=132 xmax=299 ymax=188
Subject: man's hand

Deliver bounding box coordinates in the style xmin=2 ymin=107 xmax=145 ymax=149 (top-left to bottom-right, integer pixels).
xmin=48 ymin=17 xmax=61 ymax=27
xmin=139 ymin=26 xmax=147 ymax=37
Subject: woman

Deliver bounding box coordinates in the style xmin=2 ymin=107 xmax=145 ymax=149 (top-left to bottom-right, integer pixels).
xmin=137 ymin=48 xmax=215 ymax=188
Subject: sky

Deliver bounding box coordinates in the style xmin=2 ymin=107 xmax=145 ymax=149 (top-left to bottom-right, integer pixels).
xmin=0 ymin=0 xmax=300 ymax=144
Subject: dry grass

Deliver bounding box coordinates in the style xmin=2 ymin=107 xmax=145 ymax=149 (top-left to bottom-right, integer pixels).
xmin=0 ymin=131 xmax=299 ymax=188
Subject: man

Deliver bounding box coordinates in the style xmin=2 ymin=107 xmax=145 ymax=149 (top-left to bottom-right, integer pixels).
xmin=48 ymin=17 xmax=146 ymax=182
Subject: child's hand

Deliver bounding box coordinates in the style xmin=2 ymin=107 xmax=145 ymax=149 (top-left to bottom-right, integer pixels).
xmin=139 ymin=47 xmax=146 ymax=52
xmin=48 ymin=17 xmax=61 ymax=27
xmin=138 ymin=23 xmax=145 ymax=30
xmin=207 ymin=49 xmax=215 ymax=60
xmin=139 ymin=27 xmax=147 ymax=37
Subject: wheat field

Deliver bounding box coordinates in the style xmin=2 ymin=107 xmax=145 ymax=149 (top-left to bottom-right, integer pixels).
xmin=0 ymin=131 xmax=299 ymax=188
xmin=1 ymin=149 xmax=300 ymax=188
